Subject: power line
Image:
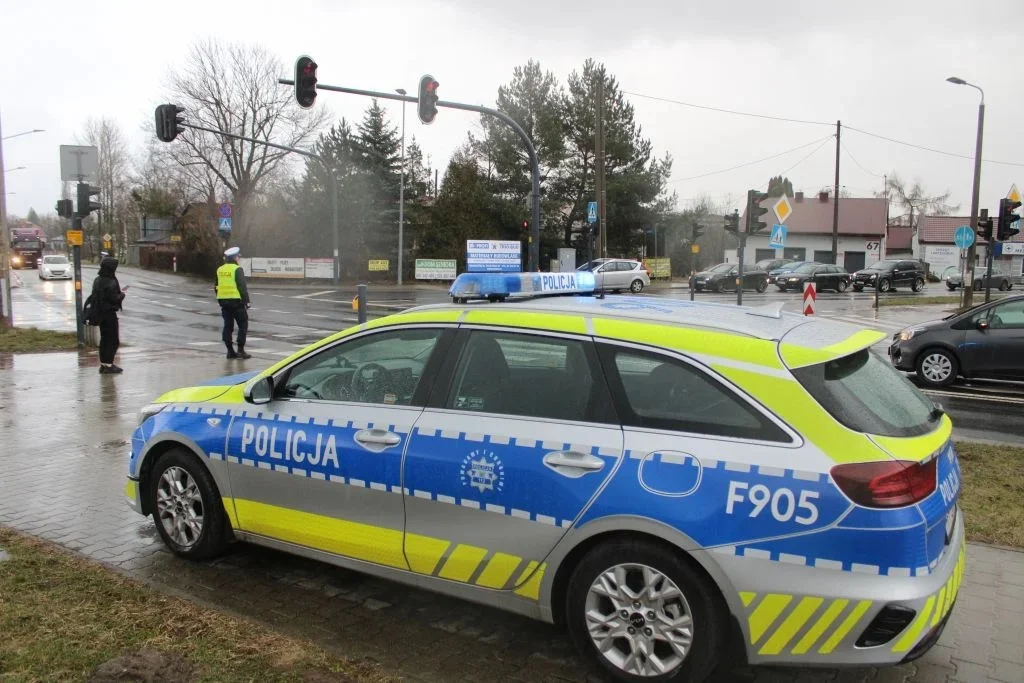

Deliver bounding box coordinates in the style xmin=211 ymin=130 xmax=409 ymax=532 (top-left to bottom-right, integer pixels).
xmin=623 ymin=90 xmax=834 ymax=127
xmin=780 ymin=137 xmax=834 ymax=176
xmin=844 ymin=125 xmax=1024 ymax=167
xmin=840 ymin=140 xmax=883 ymax=178
xmin=670 ymin=135 xmax=835 ymax=183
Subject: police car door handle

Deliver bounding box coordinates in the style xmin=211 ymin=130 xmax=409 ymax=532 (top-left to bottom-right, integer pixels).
xmin=353 ymin=429 xmax=401 ymax=451
xmin=543 ymin=451 xmax=605 ymax=478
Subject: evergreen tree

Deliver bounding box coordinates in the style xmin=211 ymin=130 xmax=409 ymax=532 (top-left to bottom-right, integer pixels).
xmin=766 ymin=175 xmax=794 ymax=197
xmin=26 ymin=208 xmax=40 ymax=225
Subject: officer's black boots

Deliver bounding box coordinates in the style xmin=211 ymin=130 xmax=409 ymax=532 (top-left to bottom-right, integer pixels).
xmin=237 ymin=347 xmax=252 ymax=360
xmin=226 ymin=343 xmax=237 ymax=359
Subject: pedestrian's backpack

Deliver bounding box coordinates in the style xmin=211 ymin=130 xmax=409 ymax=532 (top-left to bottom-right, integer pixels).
xmin=82 ymin=293 xmax=99 ymax=326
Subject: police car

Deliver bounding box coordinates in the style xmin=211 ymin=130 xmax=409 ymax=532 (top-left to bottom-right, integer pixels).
xmin=126 ymin=272 xmax=963 ymax=682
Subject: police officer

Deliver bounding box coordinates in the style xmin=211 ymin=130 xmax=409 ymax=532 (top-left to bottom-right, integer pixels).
xmin=216 ymin=246 xmax=251 ymax=359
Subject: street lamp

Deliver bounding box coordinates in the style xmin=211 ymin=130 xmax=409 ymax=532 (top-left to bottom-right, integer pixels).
xmin=1 ymin=123 xmax=45 ymax=326
xmin=946 ymin=76 xmax=984 ymax=308
xmin=396 ymin=88 xmax=407 ymax=286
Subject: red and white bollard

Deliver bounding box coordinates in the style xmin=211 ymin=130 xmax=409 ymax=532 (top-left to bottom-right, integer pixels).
xmin=173 ymin=255 xmax=177 ymax=273
xmin=802 ymin=281 xmax=816 ymax=316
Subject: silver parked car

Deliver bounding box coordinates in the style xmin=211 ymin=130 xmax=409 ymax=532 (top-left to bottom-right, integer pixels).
xmin=576 ymin=258 xmax=650 ymax=293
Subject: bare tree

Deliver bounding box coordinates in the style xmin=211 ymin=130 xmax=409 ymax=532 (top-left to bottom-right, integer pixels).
xmin=881 ymin=172 xmax=959 ymax=232
xmin=79 ymin=117 xmax=131 ymax=257
xmin=165 ymin=39 xmax=327 ymax=245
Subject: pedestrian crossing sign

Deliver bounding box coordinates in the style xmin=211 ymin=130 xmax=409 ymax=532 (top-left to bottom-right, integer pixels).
xmin=769 ymin=224 xmax=787 ymax=248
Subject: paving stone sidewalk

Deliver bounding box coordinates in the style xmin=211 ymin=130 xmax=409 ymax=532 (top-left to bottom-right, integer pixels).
xmin=1 ymin=348 xmax=1022 ymax=682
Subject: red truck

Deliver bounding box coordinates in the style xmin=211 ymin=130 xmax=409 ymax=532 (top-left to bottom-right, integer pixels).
xmin=9 ymin=226 xmax=46 ymax=269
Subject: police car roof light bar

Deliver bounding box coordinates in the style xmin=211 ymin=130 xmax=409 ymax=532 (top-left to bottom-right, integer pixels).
xmin=449 ymin=272 xmax=596 ymax=302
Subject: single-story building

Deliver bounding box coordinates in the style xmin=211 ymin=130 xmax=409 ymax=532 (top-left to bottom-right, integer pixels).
xmin=914 ymin=215 xmax=1024 ymax=280
xmin=886 ymin=226 xmax=914 ymax=257
xmin=728 ymin=191 xmax=887 ymax=273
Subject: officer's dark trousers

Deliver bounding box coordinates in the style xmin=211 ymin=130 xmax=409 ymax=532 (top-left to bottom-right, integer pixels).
xmin=99 ymin=316 xmax=120 ymax=364
xmin=220 ymin=301 xmax=248 ymax=350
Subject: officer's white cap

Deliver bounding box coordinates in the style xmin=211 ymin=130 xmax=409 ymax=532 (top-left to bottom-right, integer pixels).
xmin=224 ymin=247 xmax=241 ymax=258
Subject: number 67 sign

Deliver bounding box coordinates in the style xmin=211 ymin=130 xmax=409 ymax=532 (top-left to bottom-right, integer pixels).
xmin=865 ymin=241 xmax=880 ymax=252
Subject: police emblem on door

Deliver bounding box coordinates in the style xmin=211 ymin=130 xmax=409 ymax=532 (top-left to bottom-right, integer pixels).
xmin=461 ymin=450 xmax=505 ymax=494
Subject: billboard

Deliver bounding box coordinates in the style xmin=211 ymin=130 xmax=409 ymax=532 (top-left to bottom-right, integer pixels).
xmin=305 ymin=258 xmax=334 ymax=279
xmin=466 ymin=240 xmax=521 ymax=273
xmin=248 ymin=257 xmax=304 ymax=279
xmin=415 ymin=259 xmax=457 ymax=280
xmin=646 ymin=258 xmax=671 ymax=278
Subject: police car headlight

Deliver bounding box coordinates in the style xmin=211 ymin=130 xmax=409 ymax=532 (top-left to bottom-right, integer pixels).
xmin=138 ymin=403 xmax=166 ymax=425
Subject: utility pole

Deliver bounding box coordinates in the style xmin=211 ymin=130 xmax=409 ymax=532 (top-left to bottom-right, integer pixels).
xmin=963 ymin=101 xmax=985 ymax=308
xmin=396 ymin=89 xmax=407 ymax=286
xmin=595 ymin=77 xmax=607 ymax=259
xmin=0 ymin=114 xmax=10 ymax=327
xmin=831 ymin=120 xmax=841 ymax=265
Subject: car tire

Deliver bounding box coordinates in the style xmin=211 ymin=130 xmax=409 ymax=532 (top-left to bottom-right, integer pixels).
xmin=852 ymin=285 xmax=863 ymax=292
xmin=916 ymin=348 xmax=958 ymax=388
xmin=837 ymin=279 xmax=849 ymax=293
xmin=630 ymin=279 xmax=644 ymax=293
xmin=755 ymin=279 xmax=768 ymax=293
xmin=999 ymin=280 xmax=1010 ymax=291
xmin=946 ymin=284 xmax=957 ymax=291
xmin=565 ymin=539 xmax=727 ymax=683
xmin=911 ymin=278 xmax=925 ymax=293
xmin=878 ymin=278 xmax=892 ymax=293
xmin=776 ymin=286 xmax=787 ymax=292
xmin=149 ymin=448 xmax=229 ymax=560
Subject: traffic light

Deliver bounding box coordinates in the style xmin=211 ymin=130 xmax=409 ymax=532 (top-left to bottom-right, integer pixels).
xmin=76 ymin=183 xmax=101 ymax=218
xmin=522 ymin=219 xmax=529 ymax=232
xmin=692 ymin=222 xmax=705 ymax=242
xmin=997 ymin=197 xmax=1022 ymax=241
xmin=155 ymin=104 xmax=185 ymax=143
xmin=294 ymin=56 xmax=318 ymax=108
xmin=418 ymin=75 xmax=439 ymax=125
xmin=723 ymin=212 xmax=739 ymax=234
xmin=55 ymin=199 xmax=73 ymax=219
xmin=978 ymin=210 xmax=994 ymax=242
xmin=747 ymin=190 xmax=769 ymax=234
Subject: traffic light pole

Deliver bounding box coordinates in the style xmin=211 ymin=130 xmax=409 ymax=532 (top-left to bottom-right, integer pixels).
xmin=72 ymin=213 xmax=84 ymax=346
xmin=280 ymin=79 xmax=543 ymax=272
xmin=177 ymin=122 xmax=341 ymax=285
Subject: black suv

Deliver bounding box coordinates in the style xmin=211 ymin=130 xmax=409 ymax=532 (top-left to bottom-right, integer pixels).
xmin=852 ymin=259 xmax=926 ymax=293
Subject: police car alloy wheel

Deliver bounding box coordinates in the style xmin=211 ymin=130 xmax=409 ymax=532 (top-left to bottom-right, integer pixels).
xmin=916 ymin=349 xmax=957 ymax=387
xmin=566 ymin=540 xmax=725 ymax=682
xmin=631 ymin=279 xmax=645 ymax=293
xmin=150 ymin=449 xmax=229 ymax=560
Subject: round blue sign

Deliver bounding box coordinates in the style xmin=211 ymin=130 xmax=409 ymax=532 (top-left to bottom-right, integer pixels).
xmin=953 ymin=225 xmax=974 ymax=249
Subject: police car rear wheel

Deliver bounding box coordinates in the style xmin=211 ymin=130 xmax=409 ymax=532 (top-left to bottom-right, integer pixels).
xmin=151 ymin=450 xmax=228 ymax=560
xmin=566 ymin=541 xmax=724 ymax=682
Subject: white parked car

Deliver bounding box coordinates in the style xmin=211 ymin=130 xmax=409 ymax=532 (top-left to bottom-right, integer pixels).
xmin=576 ymin=258 xmax=650 ymax=293
xmin=39 ymin=255 xmax=73 ymax=280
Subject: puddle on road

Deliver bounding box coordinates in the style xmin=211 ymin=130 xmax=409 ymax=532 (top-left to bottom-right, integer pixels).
xmin=98 ymin=438 xmax=129 ymax=450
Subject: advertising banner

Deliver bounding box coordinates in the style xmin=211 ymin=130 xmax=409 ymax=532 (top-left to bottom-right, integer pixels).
xmin=368 ymin=259 xmax=390 ymax=272
xmin=466 ymin=240 xmax=522 ymax=273
xmin=249 ymin=257 xmax=304 ymax=279
xmin=305 ymin=258 xmax=334 ymax=279
xmin=646 ymin=258 xmax=671 ymax=278
xmin=415 ymin=259 xmax=457 ymax=280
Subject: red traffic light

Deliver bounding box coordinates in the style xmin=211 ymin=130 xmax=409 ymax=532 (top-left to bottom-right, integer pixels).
xmin=418 ymin=74 xmax=439 ymax=125
xmin=522 ymin=220 xmax=529 ymax=230
xmin=295 ymin=56 xmax=318 ymax=109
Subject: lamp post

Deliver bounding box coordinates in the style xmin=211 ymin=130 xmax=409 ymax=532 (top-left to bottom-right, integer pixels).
xmin=396 ymin=88 xmax=407 ymax=286
xmin=1 ymin=121 xmax=46 ymax=327
xmin=946 ymin=76 xmax=984 ymax=308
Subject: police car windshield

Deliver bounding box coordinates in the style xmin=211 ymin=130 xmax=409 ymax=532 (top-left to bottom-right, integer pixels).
xmin=791 ymin=348 xmax=937 ymax=438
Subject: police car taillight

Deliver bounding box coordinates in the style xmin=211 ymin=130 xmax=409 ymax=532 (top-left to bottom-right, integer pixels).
xmin=830 ymin=459 xmax=937 ymax=508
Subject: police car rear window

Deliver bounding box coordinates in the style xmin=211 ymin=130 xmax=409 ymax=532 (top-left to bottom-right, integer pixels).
xmin=791 ymin=349 xmax=938 ymax=438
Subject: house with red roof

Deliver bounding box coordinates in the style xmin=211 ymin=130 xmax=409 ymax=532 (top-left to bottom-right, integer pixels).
xmin=915 ymin=215 xmax=1024 ymax=280
xmin=735 ymin=191 xmax=888 ymax=273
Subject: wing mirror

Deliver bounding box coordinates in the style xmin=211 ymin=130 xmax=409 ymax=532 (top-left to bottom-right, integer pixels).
xmin=244 ymin=376 xmax=273 ymax=404
xmin=976 ymin=320 xmax=989 ymax=331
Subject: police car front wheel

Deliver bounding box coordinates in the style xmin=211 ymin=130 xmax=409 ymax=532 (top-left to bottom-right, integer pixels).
xmin=150 ymin=449 xmax=229 ymax=560
xmin=566 ymin=540 xmax=726 ymax=682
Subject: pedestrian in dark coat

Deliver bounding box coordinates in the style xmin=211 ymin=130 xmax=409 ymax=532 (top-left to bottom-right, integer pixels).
xmin=92 ymin=256 xmax=127 ymax=374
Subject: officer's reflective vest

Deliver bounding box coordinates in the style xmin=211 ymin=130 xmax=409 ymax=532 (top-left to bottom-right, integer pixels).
xmin=216 ymin=263 xmax=241 ymax=300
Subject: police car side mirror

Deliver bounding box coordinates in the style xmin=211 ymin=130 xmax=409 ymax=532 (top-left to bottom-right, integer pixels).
xmin=245 ymin=376 xmax=273 ymax=404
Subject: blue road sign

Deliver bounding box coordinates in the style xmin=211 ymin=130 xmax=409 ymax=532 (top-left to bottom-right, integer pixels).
xmin=219 ymin=203 xmax=233 ymax=218
xmin=587 ymin=201 xmax=598 ymax=224
xmin=953 ymin=225 xmax=974 ymax=249
xmin=768 ymin=224 xmax=787 ymax=249
xmin=218 ymin=217 xmax=232 ymax=233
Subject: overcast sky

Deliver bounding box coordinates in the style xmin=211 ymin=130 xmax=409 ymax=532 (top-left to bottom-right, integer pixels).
xmin=3 ymin=0 xmax=1022 ymax=221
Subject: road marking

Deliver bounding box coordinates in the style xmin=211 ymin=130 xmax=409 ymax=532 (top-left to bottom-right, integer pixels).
xmin=187 ymin=341 xmax=220 ymax=346
xmin=266 ymin=310 xmax=288 ymax=314
xmin=292 ymin=290 xmax=336 ymax=299
xmin=922 ymin=389 xmax=1024 ymax=405
xmin=306 ymin=313 xmax=331 ymax=318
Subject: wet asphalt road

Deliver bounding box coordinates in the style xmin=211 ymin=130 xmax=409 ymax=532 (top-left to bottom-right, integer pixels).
xmin=9 ymin=265 xmax=1024 ymax=444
